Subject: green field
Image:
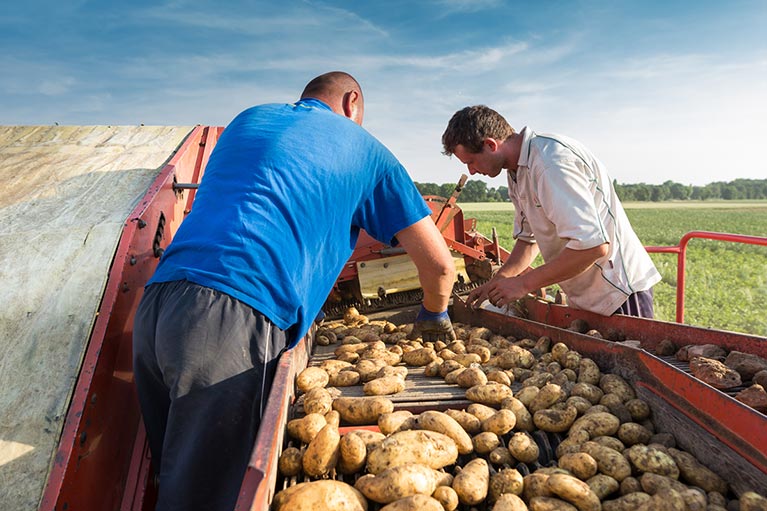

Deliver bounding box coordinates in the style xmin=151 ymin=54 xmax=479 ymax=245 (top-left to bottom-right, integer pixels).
xmin=459 ymin=201 xmax=767 ymax=337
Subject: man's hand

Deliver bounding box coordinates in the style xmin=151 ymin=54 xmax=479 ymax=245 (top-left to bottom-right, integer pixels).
xmin=409 ymin=305 xmax=456 ymax=341
xmin=467 ymin=277 xmax=529 ymax=310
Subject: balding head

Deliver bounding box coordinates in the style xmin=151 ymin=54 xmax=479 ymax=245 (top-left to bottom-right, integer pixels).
xmin=300 ymin=71 xmax=364 ymax=125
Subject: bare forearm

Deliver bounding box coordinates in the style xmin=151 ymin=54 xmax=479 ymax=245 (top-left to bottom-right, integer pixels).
xmin=495 ymin=240 xmax=539 ymax=279
xmin=396 ymin=217 xmax=455 ymax=312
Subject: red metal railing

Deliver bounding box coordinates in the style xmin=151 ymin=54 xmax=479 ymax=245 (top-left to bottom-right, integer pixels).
xmin=645 ymin=230 xmax=767 ymax=323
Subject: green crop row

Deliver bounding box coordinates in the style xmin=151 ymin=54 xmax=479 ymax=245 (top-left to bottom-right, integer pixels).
xmin=460 ymin=203 xmax=767 ymax=337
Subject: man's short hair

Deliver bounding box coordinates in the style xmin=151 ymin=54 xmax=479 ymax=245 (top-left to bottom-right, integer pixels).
xmin=442 ymin=105 xmax=515 ymax=156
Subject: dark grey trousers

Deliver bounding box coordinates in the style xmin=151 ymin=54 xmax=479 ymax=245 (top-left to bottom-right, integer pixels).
xmin=614 ymin=288 xmax=655 ymax=318
xmin=133 ymin=280 xmax=289 ymax=511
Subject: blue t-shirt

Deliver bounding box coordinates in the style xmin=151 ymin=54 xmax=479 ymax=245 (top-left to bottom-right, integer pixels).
xmin=148 ymin=99 xmax=430 ymax=346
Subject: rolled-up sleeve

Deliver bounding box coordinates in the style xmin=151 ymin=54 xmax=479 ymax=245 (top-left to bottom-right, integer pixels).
xmin=534 ymin=155 xmax=608 ymax=250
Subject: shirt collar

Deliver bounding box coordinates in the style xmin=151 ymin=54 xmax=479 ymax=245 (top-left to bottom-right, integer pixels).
xmin=517 ymin=126 xmax=536 ymax=169
xmin=293 ymin=98 xmax=333 ymax=111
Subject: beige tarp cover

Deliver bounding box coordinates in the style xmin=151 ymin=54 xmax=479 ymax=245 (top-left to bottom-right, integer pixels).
xmin=0 ymin=125 xmax=194 ymax=509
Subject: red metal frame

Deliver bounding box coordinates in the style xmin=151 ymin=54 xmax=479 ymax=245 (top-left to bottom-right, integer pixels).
xmin=646 ymin=230 xmax=767 ymax=323
xmin=38 ymin=126 xmax=224 ymax=511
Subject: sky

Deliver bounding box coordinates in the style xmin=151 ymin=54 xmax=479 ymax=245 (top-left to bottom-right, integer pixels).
xmin=1 ymin=0 xmax=766 ymax=187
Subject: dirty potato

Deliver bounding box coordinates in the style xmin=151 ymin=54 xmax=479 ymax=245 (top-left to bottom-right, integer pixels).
xmin=378 ymin=410 xmax=415 ymax=435
xmin=508 ymin=431 xmax=540 ymax=464
xmin=558 ymin=452 xmax=598 ymax=480
xmin=379 ymin=494 xmax=444 ymax=511
xmin=533 ymin=404 xmax=578 ymax=433
xmin=287 ymin=413 xmax=327 ymax=444
xmin=363 ymin=375 xmax=406 ymax=396
xmin=481 ymin=409 xmax=517 ymax=436
xmin=417 ymin=410 xmax=474 ymax=455
xmin=302 ymin=420 xmax=340 ymax=478
xmin=274 ymin=480 xmax=367 ymax=511
xmin=444 ymin=409 xmax=482 ymax=434
xmin=466 ymin=382 xmax=514 ymax=406
xmin=303 ymin=387 xmax=333 ymax=415
xmin=337 ymin=432 xmax=368 ymax=474
xmin=278 ymin=446 xmax=303 ymax=477
xmin=296 ymin=366 xmax=329 ymax=393
xmin=453 ymin=458 xmax=490 ymax=505
xmin=333 ymin=396 xmax=394 ymax=425
xmin=354 ymin=463 xmax=442 ymax=503
xmin=489 ymin=467 xmax=524 ymax=501
xmin=491 ymin=493 xmax=528 ymax=511
xmin=546 ymin=473 xmax=601 ymax=511
xmin=366 ymin=430 xmax=459 ymax=474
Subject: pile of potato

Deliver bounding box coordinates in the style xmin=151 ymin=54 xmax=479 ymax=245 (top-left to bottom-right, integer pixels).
xmin=273 ymin=310 xmax=767 ymax=511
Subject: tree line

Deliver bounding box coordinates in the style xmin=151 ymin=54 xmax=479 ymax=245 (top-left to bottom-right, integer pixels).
xmin=414 ymin=178 xmax=767 ymax=202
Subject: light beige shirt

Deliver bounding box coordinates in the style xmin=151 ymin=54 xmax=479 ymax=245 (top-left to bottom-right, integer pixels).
xmin=507 ymin=127 xmax=661 ymax=315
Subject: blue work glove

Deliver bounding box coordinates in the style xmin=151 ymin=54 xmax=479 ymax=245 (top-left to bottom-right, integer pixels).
xmin=409 ymin=305 xmax=456 ymax=341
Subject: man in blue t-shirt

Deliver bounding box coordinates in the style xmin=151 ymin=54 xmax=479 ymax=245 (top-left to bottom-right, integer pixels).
xmin=132 ymin=71 xmax=456 ymax=511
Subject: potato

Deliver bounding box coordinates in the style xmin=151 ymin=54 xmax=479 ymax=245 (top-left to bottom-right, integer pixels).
xmin=482 ymin=409 xmax=517 ymax=435
xmin=523 ymin=473 xmax=554 ymax=500
xmin=489 ymin=446 xmax=515 ymax=466
xmin=351 ymin=429 xmax=386 ymax=453
xmin=627 ymin=445 xmax=680 ymax=479
xmin=466 ymin=382 xmax=514 ymax=406
xmin=624 ymin=398 xmax=651 ymax=422
xmin=287 ymin=413 xmax=327 ymax=444
xmin=509 ymin=431 xmax=540 ymax=464
xmin=275 ymin=480 xmax=367 ymax=511
xmin=533 ymin=404 xmax=578 ymax=433
xmin=366 ymin=430 xmax=459 ymax=474
xmin=402 ymin=347 xmax=438 ymax=366
xmin=320 ymin=359 xmax=351 ymax=376
xmin=577 ymin=358 xmax=602 ymax=385
xmin=379 ymin=494 xmax=444 ymax=511
xmin=599 ymin=374 xmax=636 ymax=402
xmin=601 ymin=492 xmax=651 ymax=511
xmin=356 ymin=359 xmax=389 ymax=382
xmin=439 ymin=359 xmax=464 ymax=377
xmin=591 ymin=436 xmax=625 ymax=453
xmin=516 ymin=385 xmax=541 ymax=407
xmin=472 ymin=431 xmax=501 ymax=454
xmin=487 ymin=369 xmax=513 ymax=386
xmin=489 ymin=467 xmax=524 ymax=501
xmin=378 ymin=410 xmax=415 ymax=435
xmin=617 ymin=422 xmax=652 ymax=446
xmin=432 ymin=486 xmax=459 ymax=511
xmin=417 ymin=410 xmax=474 ymax=455
xmin=638 ymin=472 xmax=689 ymax=495
xmin=296 ymin=366 xmax=329 ymax=392
xmin=491 ymin=493 xmax=528 ymax=511
xmin=329 ymin=369 xmax=361 ymax=387
xmin=466 ymin=402 xmax=498 ymax=421
xmin=363 ymin=375 xmax=406 ymax=396
xmin=666 ymin=448 xmax=727 ymax=494
xmin=558 ymin=452 xmax=598 ymax=480
xmin=354 ymin=463 xmax=442 ymax=503
xmin=529 ymin=496 xmax=578 ymax=511
xmin=679 ymin=488 xmax=707 ymax=511
xmin=303 ymin=387 xmax=333 ymax=415
xmin=337 ymin=432 xmax=367 ymax=474
xmin=456 ymin=366 xmax=488 ymax=388
xmin=546 ymin=473 xmax=601 ymax=511
xmin=278 ymin=446 xmax=303 ymax=477
xmin=302 ymin=419 xmax=340 ymax=477
xmin=580 ymin=441 xmax=632 ymax=481
xmin=501 ymin=396 xmax=535 ymax=431
xmin=619 ymin=477 xmax=642 ymax=495
xmin=570 ymin=383 xmax=604 ymax=405
xmin=740 ymin=491 xmax=767 ymax=511
xmin=333 ymin=396 xmax=394 ymax=425
xmin=569 ymin=412 xmax=621 ymax=439
xmin=566 ymin=396 xmax=594 ymax=415
xmin=586 ymin=474 xmax=619 ymax=500
xmin=529 ymin=383 xmax=567 ymax=413
xmin=452 ymin=458 xmax=490 ymax=505
xmin=640 ymin=487 xmax=687 ymax=510
xmin=444 ymin=409 xmax=482 ymax=434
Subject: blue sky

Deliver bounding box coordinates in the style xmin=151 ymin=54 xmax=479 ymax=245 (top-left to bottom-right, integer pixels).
xmin=2 ymin=0 xmax=766 ymax=186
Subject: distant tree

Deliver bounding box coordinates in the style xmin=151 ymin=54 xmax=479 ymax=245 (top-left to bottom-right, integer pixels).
xmin=415 ymin=182 xmax=440 ymax=196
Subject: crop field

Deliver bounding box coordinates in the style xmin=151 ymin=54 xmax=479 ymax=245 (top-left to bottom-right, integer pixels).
xmin=459 ymin=201 xmax=767 ymax=337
